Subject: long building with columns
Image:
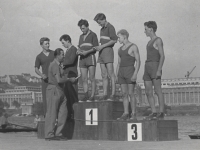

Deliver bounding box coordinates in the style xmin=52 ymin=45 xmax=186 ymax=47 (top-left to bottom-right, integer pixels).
xmin=138 ymin=77 xmax=200 ymax=106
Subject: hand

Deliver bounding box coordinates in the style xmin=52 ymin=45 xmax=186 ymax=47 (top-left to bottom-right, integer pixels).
xmin=131 ymin=74 xmax=137 ymax=82
xmin=80 ymin=51 xmax=89 ymax=56
xmin=68 ymin=77 xmax=77 ymax=83
xmin=42 ymin=74 xmax=47 ymax=80
xmin=77 ymin=49 xmax=83 ymax=55
xmin=156 ymin=70 xmax=162 ymax=79
xmin=95 ymin=45 xmax=104 ymax=52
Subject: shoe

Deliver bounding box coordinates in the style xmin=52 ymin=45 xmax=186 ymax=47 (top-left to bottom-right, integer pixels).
xmin=143 ymin=113 xmax=158 ymax=120
xmin=56 ymin=136 xmax=68 ymax=141
xmin=129 ymin=113 xmax=138 ymax=121
xmin=79 ymin=93 xmax=89 ymax=102
xmin=157 ymin=112 xmax=165 ymax=120
xmin=107 ymin=95 xmax=115 ymax=101
xmin=87 ymin=96 xmax=95 ymax=102
xmin=99 ymin=95 xmax=108 ymax=101
xmin=45 ymin=136 xmax=60 ymax=141
xmin=117 ymin=113 xmax=129 ymax=121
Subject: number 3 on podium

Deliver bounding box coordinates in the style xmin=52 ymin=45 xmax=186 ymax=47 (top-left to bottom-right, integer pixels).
xmin=127 ymin=123 xmax=142 ymax=141
xmin=85 ymin=108 xmax=98 ymax=125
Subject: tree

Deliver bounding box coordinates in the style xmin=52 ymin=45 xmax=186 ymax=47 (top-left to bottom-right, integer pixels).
xmin=32 ymin=102 xmax=44 ymax=115
xmin=12 ymin=100 xmax=21 ymax=109
xmin=0 ymin=99 xmax=5 ymax=116
xmin=4 ymin=101 xmax=10 ymax=109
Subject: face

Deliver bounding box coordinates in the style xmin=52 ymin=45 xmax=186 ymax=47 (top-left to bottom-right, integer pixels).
xmin=58 ymin=51 xmax=64 ymax=62
xmin=61 ymin=39 xmax=69 ymax=48
xmin=144 ymin=26 xmax=152 ymax=37
xmin=41 ymin=41 xmax=50 ymax=50
xmin=117 ymin=34 xmax=125 ymax=44
xmin=80 ymin=25 xmax=89 ymax=35
xmin=97 ymin=19 xmax=106 ymax=27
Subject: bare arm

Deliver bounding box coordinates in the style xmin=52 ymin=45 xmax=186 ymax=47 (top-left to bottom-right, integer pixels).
xmin=130 ymin=45 xmax=141 ymax=82
xmin=156 ymin=38 xmax=165 ymax=71
xmin=35 ymin=67 xmax=46 ymax=79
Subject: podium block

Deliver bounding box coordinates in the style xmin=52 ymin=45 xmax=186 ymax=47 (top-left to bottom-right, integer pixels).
xmin=112 ymin=120 xmax=178 ymax=141
xmin=73 ymin=101 xmax=124 ymax=121
xmin=37 ymin=102 xmax=178 ymax=141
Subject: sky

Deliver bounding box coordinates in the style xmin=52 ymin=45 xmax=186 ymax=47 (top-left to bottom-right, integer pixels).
xmin=0 ymin=0 xmax=200 ymax=81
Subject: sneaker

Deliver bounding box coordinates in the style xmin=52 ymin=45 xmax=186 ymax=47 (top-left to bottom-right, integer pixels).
xmin=79 ymin=93 xmax=89 ymax=102
xmin=143 ymin=113 xmax=157 ymax=120
xmin=87 ymin=96 xmax=95 ymax=102
xmin=129 ymin=113 xmax=138 ymax=121
xmin=117 ymin=113 xmax=129 ymax=121
xmin=99 ymin=95 xmax=109 ymax=101
xmin=107 ymin=95 xmax=115 ymax=101
xmin=157 ymin=112 xmax=165 ymax=120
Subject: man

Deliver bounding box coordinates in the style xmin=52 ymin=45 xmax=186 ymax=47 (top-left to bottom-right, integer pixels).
xmin=143 ymin=21 xmax=165 ymax=120
xmin=116 ymin=29 xmax=141 ymax=121
xmin=45 ymin=48 xmax=76 ymax=141
xmin=60 ymin=34 xmax=79 ymax=119
xmin=94 ymin=13 xmax=118 ymax=101
xmin=35 ymin=37 xmax=54 ymax=115
xmin=77 ymin=19 xmax=99 ymax=102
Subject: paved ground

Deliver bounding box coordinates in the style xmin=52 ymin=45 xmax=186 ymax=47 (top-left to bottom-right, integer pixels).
xmin=0 ymin=132 xmax=200 ymax=150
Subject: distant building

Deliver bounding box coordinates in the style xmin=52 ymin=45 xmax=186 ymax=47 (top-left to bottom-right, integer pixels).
xmin=0 ymin=86 xmax=42 ymax=109
xmin=138 ymin=77 xmax=200 ymax=106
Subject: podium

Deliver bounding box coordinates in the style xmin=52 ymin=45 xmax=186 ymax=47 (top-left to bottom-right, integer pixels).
xmin=38 ymin=101 xmax=178 ymax=141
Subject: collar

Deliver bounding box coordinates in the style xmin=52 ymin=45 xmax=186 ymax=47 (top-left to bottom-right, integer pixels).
xmin=54 ymin=59 xmax=60 ymax=66
xmin=67 ymin=45 xmax=73 ymax=50
xmin=82 ymin=30 xmax=91 ymax=36
xmin=103 ymin=22 xmax=109 ymax=28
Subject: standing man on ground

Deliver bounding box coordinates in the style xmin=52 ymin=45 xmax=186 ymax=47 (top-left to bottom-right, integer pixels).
xmin=77 ymin=19 xmax=99 ymax=102
xmin=35 ymin=37 xmax=54 ymax=115
xmin=60 ymin=34 xmax=79 ymax=119
xmin=45 ymin=48 xmax=76 ymax=141
xmin=116 ymin=29 xmax=141 ymax=121
xmin=143 ymin=21 xmax=165 ymax=120
xmin=94 ymin=13 xmax=118 ymax=101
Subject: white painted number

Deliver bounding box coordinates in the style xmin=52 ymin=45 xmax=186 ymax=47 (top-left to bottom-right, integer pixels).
xmin=85 ymin=108 xmax=98 ymax=125
xmin=127 ymin=123 xmax=142 ymax=141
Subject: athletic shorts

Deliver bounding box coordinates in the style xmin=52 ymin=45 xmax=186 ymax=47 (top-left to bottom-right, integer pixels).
xmin=143 ymin=62 xmax=162 ymax=81
xmin=97 ymin=47 xmax=114 ymax=64
xmin=79 ymin=54 xmax=96 ymax=68
xmin=118 ymin=66 xmax=136 ymax=84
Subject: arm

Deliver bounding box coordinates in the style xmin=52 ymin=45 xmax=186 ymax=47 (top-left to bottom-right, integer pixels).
xmin=156 ymin=38 xmax=165 ymax=77
xmin=96 ymin=25 xmax=117 ymax=51
xmin=63 ymin=47 xmax=78 ymax=66
xmin=34 ymin=56 xmax=47 ymax=79
xmin=116 ymin=55 xmax=121 ymax=83
xmin=80 ymin=33 xmax=99 ymax=56
xmin=53 ymin=66 xmax=76 ymax=83
xmin=131 ymin=45 xmax=141 ymax=82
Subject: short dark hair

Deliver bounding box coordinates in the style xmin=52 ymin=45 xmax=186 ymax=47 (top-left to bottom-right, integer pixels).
xmin=54 ymin=48 xmax=63 ymax=57
xmin=94 ymin=13 xmax=106 ymax=22
xmin=59 ymin=34 xmax=71 ymax=43
xmin=40 ymin=37 xmax=50 ymax=45
xmin=117 ymin=29 xmax=129 ymax=38
xmin=144 ymin=21 xmax=157 ymax=32
xmin=78 ymin=19 xmax=89 ymax=27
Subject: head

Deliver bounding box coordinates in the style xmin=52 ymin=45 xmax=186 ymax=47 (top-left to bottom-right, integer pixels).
xmin=94 ymin=13 xmax=106 ymax=27
xmin=40 ymin=37 xmax=50 ymax=50
xmin=117 ymin=29 xmax=129 ymax=44
xmin=54 ymin=48 xmax=64 ymax=63
xmin=144 ymin=21 xmax=157 ymax=36
xmin=78 ymin=19 xmax=89 ymax=35
xmin=59 ymin=34 xmax=71 ymax=48
xmin=36 ymin=114 xmax=39 ymax=118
